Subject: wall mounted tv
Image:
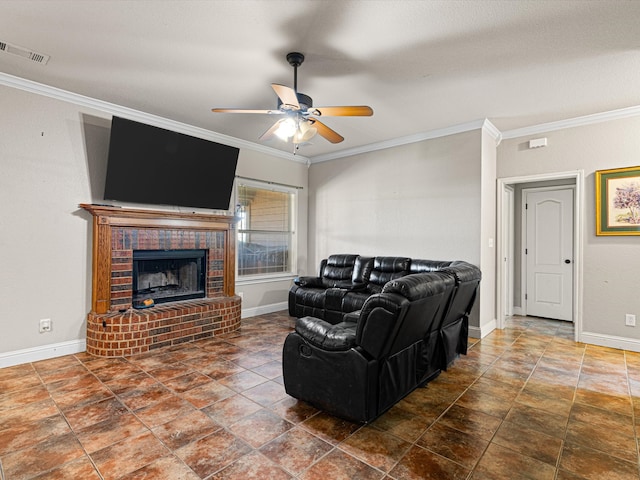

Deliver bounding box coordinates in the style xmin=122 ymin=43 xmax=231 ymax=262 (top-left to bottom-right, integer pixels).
xmin=103 ymin=116 xmax=239 ymax=210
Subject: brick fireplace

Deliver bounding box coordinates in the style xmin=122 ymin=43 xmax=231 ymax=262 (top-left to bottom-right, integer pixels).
xmin=81 ymin=204 xmax=241 ymax=357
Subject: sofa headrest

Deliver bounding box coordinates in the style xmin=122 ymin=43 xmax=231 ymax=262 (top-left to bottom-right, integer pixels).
xmin=368 ymin=256 xmax=411 ymax=291
xmin=409 ymin=259 xmax=453 ymax=273
xmin=326 ymin=254 xmax=359 ymax=267
xmin=382 ymin=272 xmax=455 ymax=301
xmin=373 ymin=256 xmax=411 ymax=272
xmin=443 ymin=261 xmax=482 ymax=283
xmin=352 ymin=256 xmax=374 ymax=284
xmin=322 ymin=254 xmax=359 ymax=282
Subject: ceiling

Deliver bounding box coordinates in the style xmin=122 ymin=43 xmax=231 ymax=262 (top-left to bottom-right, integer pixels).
xmin=2 ymin=0 xmax=640 ymax=160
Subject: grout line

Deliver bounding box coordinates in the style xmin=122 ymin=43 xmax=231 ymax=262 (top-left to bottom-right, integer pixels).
xmin=8 ymin=314 xmax=639 ymax=479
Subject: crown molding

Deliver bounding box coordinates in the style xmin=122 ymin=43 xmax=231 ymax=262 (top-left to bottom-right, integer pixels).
xmin=310 ymin=119 xmax=491 ymax=163
xmin=481 ymin=118 xmax=502 ymax=145
xmin=5 ymin=72 xmax=639 ymax=161
xmin=501 ymin=104 xmax=640 ymax=140
xmin=0 ymin=72 xmax=309 ymax=164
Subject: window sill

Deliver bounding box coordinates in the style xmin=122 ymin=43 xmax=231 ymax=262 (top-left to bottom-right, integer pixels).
xmin=236 ymin=274 xmax=297 ymax=286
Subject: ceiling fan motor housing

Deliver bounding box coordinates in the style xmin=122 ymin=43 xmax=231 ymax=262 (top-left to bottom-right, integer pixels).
xmin=277 ymin=92 xmax=313 ymax=111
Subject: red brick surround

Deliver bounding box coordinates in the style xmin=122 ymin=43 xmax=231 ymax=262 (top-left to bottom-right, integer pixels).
xmin=81 ymin=204 xmax=241 ymax=357
xmin=109 ymin=226 xmax=226 ymax=310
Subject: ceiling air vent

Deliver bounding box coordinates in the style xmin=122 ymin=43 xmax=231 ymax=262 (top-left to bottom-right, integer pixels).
xmin=0 ymin=41 xmax=50 ymax=65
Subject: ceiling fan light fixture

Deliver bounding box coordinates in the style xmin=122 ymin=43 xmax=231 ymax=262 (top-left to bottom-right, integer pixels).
xmin=274 ymin=117 xmax=297 ymax=140
xmin=293 ymin=120 xmax=317 ymax=144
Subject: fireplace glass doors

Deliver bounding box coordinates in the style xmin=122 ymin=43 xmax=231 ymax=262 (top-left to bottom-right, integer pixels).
xmin=132 ymin=249 xmax=206 ymax=306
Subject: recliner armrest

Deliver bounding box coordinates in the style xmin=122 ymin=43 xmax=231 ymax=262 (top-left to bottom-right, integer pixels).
xmin=294 ymin=276 xmax=324 ymax=288
xmin=344 ymin=282 xmax=367 ymax=292
xmin=343 ymin=311 xmax=360 ymax=323
xmin=295 ymin=316 xmax=357 ymax=351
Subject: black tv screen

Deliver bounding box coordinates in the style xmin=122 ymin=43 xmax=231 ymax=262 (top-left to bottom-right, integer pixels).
xmin=103 ymin=116 xmax=239 ymax=210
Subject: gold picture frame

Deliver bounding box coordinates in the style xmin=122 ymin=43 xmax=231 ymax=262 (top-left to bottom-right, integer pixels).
xmin=595 ymin=166 xmax=640 ymax=235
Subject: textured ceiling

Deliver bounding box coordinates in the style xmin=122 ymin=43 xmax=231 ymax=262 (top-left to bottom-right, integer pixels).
xmin=2 ymin=0 xmax=640 ymax=159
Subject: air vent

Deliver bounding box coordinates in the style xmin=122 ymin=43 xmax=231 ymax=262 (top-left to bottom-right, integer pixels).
xmin=0 ymin=41 xmax=50 ymax=65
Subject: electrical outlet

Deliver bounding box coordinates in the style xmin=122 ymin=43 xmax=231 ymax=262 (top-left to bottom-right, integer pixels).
xmin=625 ymin=314 xmax=636 ymax=327
xmin=39 ymin=318 xmax=52 ymax=333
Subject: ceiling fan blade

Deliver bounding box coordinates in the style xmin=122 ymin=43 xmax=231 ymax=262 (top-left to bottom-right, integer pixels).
xmin=272 ymin=84 xmax=300 ymax=110
xmin=310 ymin=118 xmax=344 ymax=144
xmin=211 ymin=108 xmax=282 ymax=114
xmin=259 ymin=120 xmax=282 ymax=141
xmin=310 ymin=106 xmax=374 ymax=117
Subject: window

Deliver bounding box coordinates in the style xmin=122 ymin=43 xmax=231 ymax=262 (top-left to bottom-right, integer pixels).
xmin=236 ymin=180 xmax=296 ymax=278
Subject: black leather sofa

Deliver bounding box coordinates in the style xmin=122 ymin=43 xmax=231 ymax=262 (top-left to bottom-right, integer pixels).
xmin=283 ymin=254 xmax=481 ymax=423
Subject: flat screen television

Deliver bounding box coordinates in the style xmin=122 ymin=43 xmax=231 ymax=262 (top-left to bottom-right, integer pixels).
xmin=103 ymin=116 xmax=239 ymax=210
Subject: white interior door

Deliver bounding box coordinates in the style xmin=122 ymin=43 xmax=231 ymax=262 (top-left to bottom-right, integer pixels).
xmin=525 ymin=188 xmax=574 ymax=321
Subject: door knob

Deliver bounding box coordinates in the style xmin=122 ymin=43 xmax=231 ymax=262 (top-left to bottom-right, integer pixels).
xmin=564 ymin=259 xmax=571 ymax=264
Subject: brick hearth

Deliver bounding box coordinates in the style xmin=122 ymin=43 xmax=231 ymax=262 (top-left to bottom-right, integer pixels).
xmin=81 ymin=204 xmax=241 ymax=357
xmin=86 ymin=298 xmax=240 ymax=357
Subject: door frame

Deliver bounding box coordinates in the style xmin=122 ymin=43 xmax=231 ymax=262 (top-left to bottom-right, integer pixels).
xmin=521 ymin=185 xmax=575 ymax=321
xmin=503 ymin=185 xmax=515 ymax=317
xmin=496 ymin=171 xmax=584 ymax=343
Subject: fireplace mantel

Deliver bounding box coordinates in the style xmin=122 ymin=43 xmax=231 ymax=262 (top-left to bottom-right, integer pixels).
xmin=80 ymin=204 xmax=241 ymax=357
xmin=80 ymin=204 xmax=237 ymax=314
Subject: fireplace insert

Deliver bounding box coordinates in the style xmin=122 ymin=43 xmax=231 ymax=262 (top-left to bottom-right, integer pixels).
xmin=132 ymin=249 xmax=206 ymax=306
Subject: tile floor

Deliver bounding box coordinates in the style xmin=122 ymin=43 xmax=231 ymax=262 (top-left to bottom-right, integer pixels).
xmin=1 ymin=312 xmax=639 ymax=479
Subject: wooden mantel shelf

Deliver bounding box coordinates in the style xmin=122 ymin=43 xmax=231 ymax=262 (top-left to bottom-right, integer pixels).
xmin=80 ymin=204 xmax=238 ymax=315
xmin=79 ymin=203 xmax=238 ymax=229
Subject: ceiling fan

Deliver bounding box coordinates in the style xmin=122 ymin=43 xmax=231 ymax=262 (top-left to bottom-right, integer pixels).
xmin=212 ymin=52 xmax=373 ymax=151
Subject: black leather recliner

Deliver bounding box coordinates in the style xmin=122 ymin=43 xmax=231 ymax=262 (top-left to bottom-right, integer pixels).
xmin=283 ymin=271 xmax=457 ymax=423
xmin=416 ymin=261 xmax=481 ymax=383
xmin=288 ymin=254 xmax=361 ymax=322
xmin=290 ymin=255 xmax=417 ymax=324
xmin=439 ymin=262 xmax=481 ymax=367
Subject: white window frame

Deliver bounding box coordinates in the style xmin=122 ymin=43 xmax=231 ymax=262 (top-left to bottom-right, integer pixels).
xmin=234 ymin=178 xmax=298 ymax=284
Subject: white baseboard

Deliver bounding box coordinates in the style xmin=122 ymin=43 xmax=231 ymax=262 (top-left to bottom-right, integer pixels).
xmin=241 ymin=301 xmax=288 ymax=319
xmin=469 ymin=318 xmax=497 ymax=339
xmin=580 ymin=331 xmax=640 ymax=353
xmin=513 ymin=306 xmax=525 ymax=316
xmin=0 ymin=339 xmax=87 ymax=368
xmin=0 ymin=303 xmax=289 ymax=368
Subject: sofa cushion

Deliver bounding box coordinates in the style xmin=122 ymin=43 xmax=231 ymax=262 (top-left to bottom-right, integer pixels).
xmin=295 ymin=316 xmax=357 ymax=351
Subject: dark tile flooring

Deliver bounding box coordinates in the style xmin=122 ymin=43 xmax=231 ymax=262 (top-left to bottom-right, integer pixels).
xmin=1 ymin=312 xmax=639 ymax=479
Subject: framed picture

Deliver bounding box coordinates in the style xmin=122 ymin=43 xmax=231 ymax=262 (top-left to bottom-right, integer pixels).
xmin=595 ymin=166 xmax=640 ymax=235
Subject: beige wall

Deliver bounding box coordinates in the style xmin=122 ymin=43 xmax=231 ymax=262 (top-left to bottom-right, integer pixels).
xmin=498 ymin=116 xmax=640 ymax=348
xmin=308 ymin=129 xmax=495 ymax=331
xmin=309 ymin=131 xmax=482 ymax=263
xmin=0 ymin=84 xmax=307 ymax=361
xmin=1 ymin=85 xmax=97 ymax=356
